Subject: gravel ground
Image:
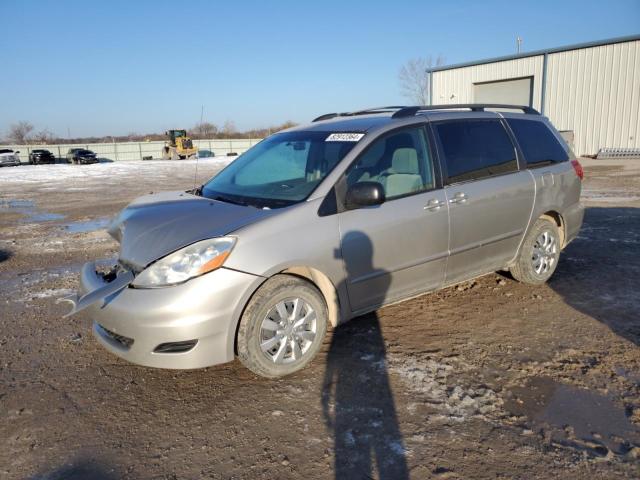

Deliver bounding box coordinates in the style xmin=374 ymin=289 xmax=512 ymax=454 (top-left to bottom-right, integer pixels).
xmin=0 ymin=158 xmax=639 ymax=479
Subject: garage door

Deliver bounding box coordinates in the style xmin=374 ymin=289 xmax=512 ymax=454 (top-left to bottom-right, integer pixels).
xmin=473 ymin=77 xmax=533 ymax=106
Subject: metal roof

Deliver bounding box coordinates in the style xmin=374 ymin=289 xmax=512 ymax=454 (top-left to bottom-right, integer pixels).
xmin=426 ymin=34 xmax=640 ymax=73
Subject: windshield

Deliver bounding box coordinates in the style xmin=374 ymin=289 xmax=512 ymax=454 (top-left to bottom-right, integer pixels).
xmin=201 ymin=131 xmax=361 ymax=208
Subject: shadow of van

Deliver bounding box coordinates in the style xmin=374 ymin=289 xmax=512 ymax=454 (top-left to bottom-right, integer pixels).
xmin=549 ymin=206 xmax=640 ymax=346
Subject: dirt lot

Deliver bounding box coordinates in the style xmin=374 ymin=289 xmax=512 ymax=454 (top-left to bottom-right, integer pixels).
xmin=1 ymin=158 xmax=639 ymax=479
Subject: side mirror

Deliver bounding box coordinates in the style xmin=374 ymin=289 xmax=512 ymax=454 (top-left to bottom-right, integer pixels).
xmin=345 ymin=181 xmax=386 ymax=210
xmin=15 ymin=151 xmax=20 ymax=154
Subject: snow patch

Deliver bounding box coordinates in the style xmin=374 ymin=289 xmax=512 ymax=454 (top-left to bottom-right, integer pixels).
xmin=0 ymin=158 xmax=233 ymax=185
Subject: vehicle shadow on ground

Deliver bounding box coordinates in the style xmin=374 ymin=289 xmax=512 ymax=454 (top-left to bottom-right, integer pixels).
xmin=30 ymin=458 xmax=118 ymax=480
xmin=549 ymin=206 xmax=640 ymax=346
xmin=0 ymin=249 xmax=11 ymax=263
xmin=322 ymin=231 xmax=409 ymax=480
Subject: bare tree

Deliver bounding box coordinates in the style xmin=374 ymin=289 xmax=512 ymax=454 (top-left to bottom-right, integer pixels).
xmin=398 ymin=56 xmax=445 ymax=105
xmin=8 ymin=121 xmax=35 ymax=144
xmin=193 ymin=122 xmax=218 ymax=138
xmin=32 ymin=129 xmax=55 ymax=144
xmin=221 ymin=120 xmax=237 ymax=138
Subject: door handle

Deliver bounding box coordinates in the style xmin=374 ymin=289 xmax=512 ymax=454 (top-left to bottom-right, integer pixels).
xmin=424 ymin=199 xmax=445 ymax=211
xmin=448 ymin=192 xmax=468 ymax=204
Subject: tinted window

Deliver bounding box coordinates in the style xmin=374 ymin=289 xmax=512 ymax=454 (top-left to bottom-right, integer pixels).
xmin=507 ymin=119 xmax=569 ymax=167
xmin=434 ymin=120 xmax=517 ymax=183
xmin=345 ymin=126 xmax=435 ymax=199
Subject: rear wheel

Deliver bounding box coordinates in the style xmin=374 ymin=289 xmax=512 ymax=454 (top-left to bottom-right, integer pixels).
xmin=237 ymin=275 xmax=328 ymax=378
xmin=510 ymin=217 xmax=561 ymax=285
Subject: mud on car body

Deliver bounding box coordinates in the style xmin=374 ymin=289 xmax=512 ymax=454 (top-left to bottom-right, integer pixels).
xmin=62 ymin=104 xmax=584 ymax=378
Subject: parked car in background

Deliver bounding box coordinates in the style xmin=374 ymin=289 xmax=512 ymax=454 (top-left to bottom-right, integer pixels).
xmin=197 ymin=149 xmax=215 ymax=158
xmin=67 ymin=148 xmax=98 ymax=164
xmin=29 ymin=149 xmax=56 ymax=164
xmin=0 ymin=149 xmax=21 ymax=167
xmin=62 ymin=104 xmax=584 ymax=378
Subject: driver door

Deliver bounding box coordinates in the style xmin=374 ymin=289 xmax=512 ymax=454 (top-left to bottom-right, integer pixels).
xmin=337 ymin=125 xmax=450 ymax=313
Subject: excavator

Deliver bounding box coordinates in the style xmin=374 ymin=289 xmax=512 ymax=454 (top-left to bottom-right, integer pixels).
xmin=161 ymin=129 xmax=198 ymax=160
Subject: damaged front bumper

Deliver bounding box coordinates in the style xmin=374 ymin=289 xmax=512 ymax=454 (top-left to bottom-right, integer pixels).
xmin=68 ymin=261 xmax=264 ymax=369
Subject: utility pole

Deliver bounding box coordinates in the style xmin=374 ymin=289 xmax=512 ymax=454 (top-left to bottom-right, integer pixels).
xmin=516 ymin=36 xmax=523 ymax=54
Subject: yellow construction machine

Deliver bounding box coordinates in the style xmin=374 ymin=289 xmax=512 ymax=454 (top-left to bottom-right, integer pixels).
xmin=161 ymin=129 xmax=198 ymax=159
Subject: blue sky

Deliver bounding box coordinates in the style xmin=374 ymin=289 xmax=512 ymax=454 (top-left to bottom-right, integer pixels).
xmin=1 ymin=0 xmax=638 ymax=137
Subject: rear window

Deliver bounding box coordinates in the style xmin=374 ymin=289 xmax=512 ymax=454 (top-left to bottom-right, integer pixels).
xmin=433 ymin=120 xmax=517 ymax=183
xmin=507 ymin=119 xmax=569 ymax=167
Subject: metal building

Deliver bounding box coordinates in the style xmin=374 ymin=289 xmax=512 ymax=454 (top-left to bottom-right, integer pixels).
xmin=427 ymin=35 xmax=640 ymax=156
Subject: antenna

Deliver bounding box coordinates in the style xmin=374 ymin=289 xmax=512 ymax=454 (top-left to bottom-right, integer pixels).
xmin=516 ymin=36 xmax=523 ymax=54
xmin=193 ymin=104 xmax=204 ymax=192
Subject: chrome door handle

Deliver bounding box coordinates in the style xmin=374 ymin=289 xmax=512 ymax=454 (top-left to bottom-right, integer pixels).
xmin=424 ymin=199 xmax=445 ymax=211
xmin=449 ymin=192 xmax=468 ymax=204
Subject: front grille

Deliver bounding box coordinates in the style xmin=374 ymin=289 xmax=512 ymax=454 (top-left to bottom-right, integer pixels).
xmin=97 ymin=324 xmax=134 ymax=349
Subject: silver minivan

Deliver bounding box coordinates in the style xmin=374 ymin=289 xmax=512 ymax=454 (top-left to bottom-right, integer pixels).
xmin=64 ymin=104 xmax=584 ymax=378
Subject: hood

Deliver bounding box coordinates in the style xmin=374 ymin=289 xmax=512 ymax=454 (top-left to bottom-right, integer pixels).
xmin=109 ymin=191 xmax=274 ymax=270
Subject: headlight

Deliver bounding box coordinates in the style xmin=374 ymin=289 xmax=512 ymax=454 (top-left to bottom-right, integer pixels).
xmin=132 ymin=237 xmax=236 ymax=287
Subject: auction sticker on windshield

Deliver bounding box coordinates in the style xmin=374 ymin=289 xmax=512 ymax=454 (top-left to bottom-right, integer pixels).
xmin=325 ymin=133 xmax=365 ymax=142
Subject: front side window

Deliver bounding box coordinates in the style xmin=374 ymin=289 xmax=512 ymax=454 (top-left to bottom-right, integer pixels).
xmin=345 ymin=126 xmax=434 ymax=199
xmin=434 ymin=120 xmax=517 ymax=184
xmin=507 ymin=118 xmax=569 ymax=167
xmin=201 ymin=131 xmax=359 ymax=208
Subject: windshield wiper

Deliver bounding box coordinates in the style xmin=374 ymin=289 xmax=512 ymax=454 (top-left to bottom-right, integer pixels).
xmin=211 ymin=195 xmax=250 ymax=207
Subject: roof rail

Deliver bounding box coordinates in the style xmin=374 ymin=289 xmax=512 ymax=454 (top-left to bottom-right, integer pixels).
xmin=312 ymin=104 xmax=539 ymax=122
xmin=392 ymin=104 xmax=540 ymax=118
xmin=311 ymin=106 xmax=407 ymax=122
xmin=312 ymin=113 xmax=340 ymax=122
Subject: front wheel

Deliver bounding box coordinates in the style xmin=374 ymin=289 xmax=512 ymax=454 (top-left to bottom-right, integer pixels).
xmin=510 ymin=217 xmax=561 ymax=285
xmin=237 ymin=275 xmax=328 ymax=378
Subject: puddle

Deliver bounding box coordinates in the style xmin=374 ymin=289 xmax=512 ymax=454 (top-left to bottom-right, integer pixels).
xmin=0 ymin=199 xmax=65 ymax=223
xmin=505 ymin=377 xmax=640 ymax=457
xmin=64 ymin=217 xmax=111 ymax=234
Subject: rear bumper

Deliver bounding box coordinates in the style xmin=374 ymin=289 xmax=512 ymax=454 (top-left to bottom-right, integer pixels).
xmin=80 ymin=262 xmax=264 ymax=369
xmin=563 ymin=201 xmax=584 ymax=246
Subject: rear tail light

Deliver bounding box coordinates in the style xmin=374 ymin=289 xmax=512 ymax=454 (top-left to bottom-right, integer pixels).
xmin=571 ymin=159 xmax=584 ymax=180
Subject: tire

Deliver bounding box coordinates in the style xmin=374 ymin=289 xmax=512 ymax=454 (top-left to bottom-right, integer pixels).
xmin=237 ymin=275 xmax=328 ymax=378
xmin=511 ymin=217 xmax=561 ymax=285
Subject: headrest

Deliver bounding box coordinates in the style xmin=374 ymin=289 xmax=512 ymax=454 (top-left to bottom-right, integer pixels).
xmin=391 ymin=148 xmax=419 ymax=174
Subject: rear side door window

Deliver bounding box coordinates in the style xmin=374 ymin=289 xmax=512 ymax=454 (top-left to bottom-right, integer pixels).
xmin=506 ymin=118 xmax=569 ymax=168
xmin=433 ymin=120 xmax=518 ymax=184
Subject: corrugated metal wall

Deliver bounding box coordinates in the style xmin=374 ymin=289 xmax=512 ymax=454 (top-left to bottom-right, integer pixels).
xmin=431 ymin=39 xmax=640 ymax=156
xmin=432 ymin=56 xmax=544 ymax=109
xmin=545 ymin=40 xmax=639 ymax=156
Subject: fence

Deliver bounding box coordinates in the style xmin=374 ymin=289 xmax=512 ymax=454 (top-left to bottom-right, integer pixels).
xmin=1 ymin=138 xmax=263 ymax=163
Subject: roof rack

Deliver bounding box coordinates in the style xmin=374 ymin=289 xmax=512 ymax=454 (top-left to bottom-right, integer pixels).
xmin=312 ymin=104 xmax=539 ymax=122
xmin=311 ymin=106 xmax=410 ymax=122
xmin=392 ymin=104 xmax=540 ymax=117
